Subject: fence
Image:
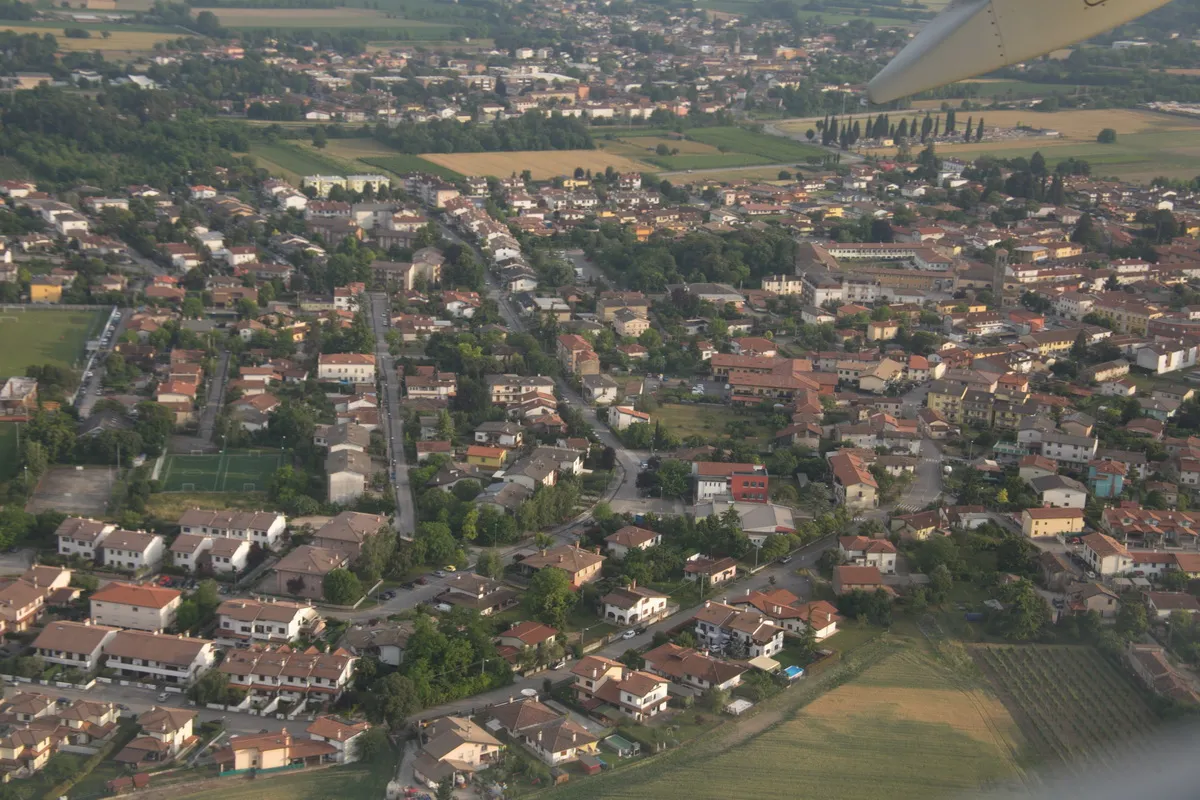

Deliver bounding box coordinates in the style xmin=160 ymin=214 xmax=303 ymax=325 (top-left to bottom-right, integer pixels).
xmin=4 ymin=674 xmax=96 ymax=691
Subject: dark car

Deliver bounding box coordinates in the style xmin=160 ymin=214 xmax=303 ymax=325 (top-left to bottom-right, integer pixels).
xmin=415 ymin=576 xmax=428 ymax=585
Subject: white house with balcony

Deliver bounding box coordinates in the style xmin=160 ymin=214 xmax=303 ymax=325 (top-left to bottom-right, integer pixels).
xmin=32 ymin=620 xmax=120 ymax=672
xmin=601 ymin=583 xmax=669 ymax=627
xmin=214 ymin=598 xmax=323 ymax=647
xmin=102 ymin=631 xmax=216 ymax=685
xmin=176 ymin=510 xmax=287 ymax=550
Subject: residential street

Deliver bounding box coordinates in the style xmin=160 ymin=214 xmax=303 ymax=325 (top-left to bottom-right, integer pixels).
xmin=196 ymin=350 xmax=230 ymax=443
xmin=369 ymin=291 xmax=415 ymax=538
xmin=892 ymin=437 xmax=944 ymax=514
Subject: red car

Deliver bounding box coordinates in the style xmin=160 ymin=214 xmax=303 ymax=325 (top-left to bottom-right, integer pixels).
xmin=157 ymin=576 xmax=172 ymax=586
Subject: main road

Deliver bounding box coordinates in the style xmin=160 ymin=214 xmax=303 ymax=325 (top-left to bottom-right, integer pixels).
xmin=368 ymin=291 xmax=415 ymax=539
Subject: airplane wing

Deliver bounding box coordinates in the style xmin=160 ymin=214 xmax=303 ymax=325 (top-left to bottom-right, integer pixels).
xmin=867 ymin=0 xmax=1177 ymax=103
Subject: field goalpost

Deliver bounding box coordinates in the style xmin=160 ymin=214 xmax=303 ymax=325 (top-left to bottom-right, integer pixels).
xmin=181 ymin=483 xmax=196 ymax=492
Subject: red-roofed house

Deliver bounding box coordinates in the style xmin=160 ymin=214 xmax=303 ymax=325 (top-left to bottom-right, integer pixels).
xmin=570 ymin=655 xmax=668 ymax=721
xmin=837 ymin=536 xmax=897 ymax=574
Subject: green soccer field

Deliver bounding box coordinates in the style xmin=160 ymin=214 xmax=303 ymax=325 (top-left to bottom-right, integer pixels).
xmin=159 ymin=451 xmax=286 ymax=493
xmin=0 ymin=309 xmax=105 ymax=375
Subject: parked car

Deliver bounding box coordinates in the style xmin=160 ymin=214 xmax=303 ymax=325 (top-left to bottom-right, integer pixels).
xmin=779 ymin=555 xmax=793 ymax=565
xmin=415 ymin=576 xmax=428 ymax=585
xmin=621 ymin=629 xmax=637 ymax=640
xmin=433 ymin=570 xmax=447 ymax=578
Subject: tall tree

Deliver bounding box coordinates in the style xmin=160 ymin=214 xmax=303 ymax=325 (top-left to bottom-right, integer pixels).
xmin=525 ymin=566 xmax=577 ymax=629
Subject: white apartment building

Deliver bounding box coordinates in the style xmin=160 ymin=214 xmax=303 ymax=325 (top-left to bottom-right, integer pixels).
xmin=214 ymin=598 xmax=322 ymax=647
xmin=101 ymin=530 xmax=165 ymax=572
xmin=55 ymin=517 xmax=115 ymax=560
xmin=1039 ymin=431 xmax=1099 ymax=466
xmin=32 ymin=620 xmax=119 ymax=672
xmin=103 ymin=631 xmax=216 ymax=685
xmin=176 ymin=510 xmax=287 ymax=550
xmin=317 ymin=353 xmax=377 ymax=383
xmin=90 ymin=582 xmax=181 ymax=633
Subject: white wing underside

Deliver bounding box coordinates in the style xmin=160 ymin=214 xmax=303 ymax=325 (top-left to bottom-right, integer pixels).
xmin=867 ymin=0 xmax=1177 ymax=103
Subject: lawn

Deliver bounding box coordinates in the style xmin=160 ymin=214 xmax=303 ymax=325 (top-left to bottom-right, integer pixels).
xmin=972 ymin=644 xmax=1161 ymax=768
xmin=159 ymin=451 xmax=286 ymax=493
xmin=143 ymin=491 xmax=270 ymax=519
xmin=654 ymin=403 xmax=774 ymax=446
xmin=172 ymin=758 xmax=394 ymax=800
xmin=0 ymin=423 xmax=16 ymax=480
xmin=0 ymin=308 xmax=104 ymax=375
xmin=544 ymin=638 xmax=1025 ymax=800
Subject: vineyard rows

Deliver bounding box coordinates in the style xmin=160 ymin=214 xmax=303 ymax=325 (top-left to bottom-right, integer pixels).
xmin=973 ymin=645 xmax=1159 ymax=769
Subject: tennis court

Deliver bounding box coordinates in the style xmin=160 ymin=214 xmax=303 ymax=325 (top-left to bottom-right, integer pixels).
xmin=159 ymin=451 xmax=286 ymax=493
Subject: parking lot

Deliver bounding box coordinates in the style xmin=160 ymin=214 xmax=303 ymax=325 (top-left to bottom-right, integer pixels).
xmin=25 ymin=465 xmax=115 ymax=515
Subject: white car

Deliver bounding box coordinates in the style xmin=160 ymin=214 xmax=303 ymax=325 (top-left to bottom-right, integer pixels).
xmin=85 ymin=371 xmax=94 ymax=379
xmin=621 ymin=629 xmax=637 ymax=640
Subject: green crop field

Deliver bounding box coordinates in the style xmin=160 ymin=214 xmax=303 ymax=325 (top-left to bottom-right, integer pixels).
xmin=973 ymin=645 xmax=1161 ymax=767
xmin=689 ymin=127 xmax=827 ymax=162
xmin=546 ymin=641 xmax=1024 ymax=800
xmin=0 ymin=309 xmax=104 ymax=375
xmin=358 ymin=154 xmax=464 ymax=180
xmin=897 ymin=131 xmax=1200 ymax=184
xmin=248 ymin=143 xmax=347 ymax=182
xmin=646 ymin=152 xmax=773 ymax=170
xmin=159 ymin=451 xmax=286 ymax=493
xmin=606 ymin=126 xmax=827 ymax=171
